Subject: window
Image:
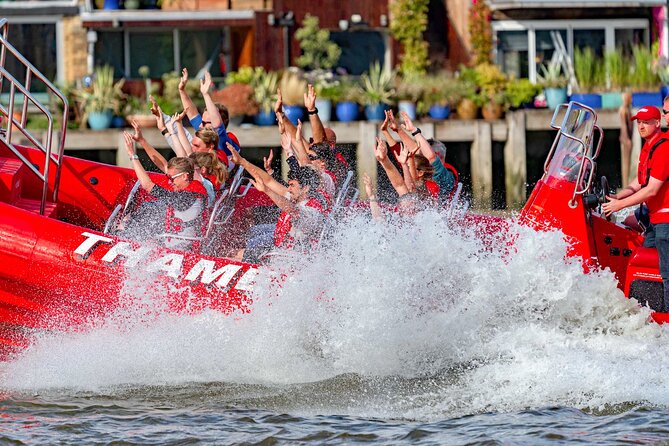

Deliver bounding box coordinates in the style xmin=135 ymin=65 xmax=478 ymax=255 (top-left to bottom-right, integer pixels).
xmin=5 ymin=23 xmax=57 ymax=92
xmin=496 ymin=31 xmax=529 ymax=78
xmin=330 ymin=31 xmax=387 ymax=75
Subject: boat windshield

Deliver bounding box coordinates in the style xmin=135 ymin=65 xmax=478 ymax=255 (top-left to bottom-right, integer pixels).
xmin=544 ymin=103 xmax=597 ymax=188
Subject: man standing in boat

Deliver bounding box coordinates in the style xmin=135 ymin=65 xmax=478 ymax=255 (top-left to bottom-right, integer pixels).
xmin=603 ymin=105 xmax=669 ymax=312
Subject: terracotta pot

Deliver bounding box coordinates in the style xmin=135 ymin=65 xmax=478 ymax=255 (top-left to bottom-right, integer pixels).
xmin=481 ymin=103 xmax=504 ymax=121
xmin=456 ymin=99 xmax=478 ymax=120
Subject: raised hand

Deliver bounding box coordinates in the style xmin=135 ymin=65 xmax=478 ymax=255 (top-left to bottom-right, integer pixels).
xmin=149 ymin=95 xmax=160 ymax=117
xmin=397 ymin=143 xmax=410 ymax=165
xmin=280 ymin=130 xmax=292 ymax=153
xmin=172 ymin=110 xmax=186 ymax=123
xmin=374 ymin=136 xmax=387 ymax=162
xmin=276 ymin=111 xmax=285 ymax=134
xmin=295 ymin=119 xmax=303 ymax=141
xmin=227 ymin=142 xmax=242 ymax=165
xmin=400 ymin=111 xmax=416 ymax=133
xmin=380 ymin=110 xmax=390 ymax=131
xmin=362 ymin=172 xmax=374 ymax=197
xmin=264 ymin=149 xmax=274 ymax=172
xmin=200 ymin=70 xmax=212 ymax=95
xmin=249 ymin=177 xmax=267 ymax=193
xmin=130 ymin=120 xmax=143 ymax=142
xmin=304 ymin=84 xmax=316 ymax=111
xmin=155 ymin=104 xmax=166 ymax=130
xmin=274 ymin=88 xmax=283 ymax=114
xmin=387 ymin=109 xmax=399 ymax=132
xmin=123 ymin=131 xmax=136 ymax=156
xmin=178 ymin=68 xmax=188 ymax=91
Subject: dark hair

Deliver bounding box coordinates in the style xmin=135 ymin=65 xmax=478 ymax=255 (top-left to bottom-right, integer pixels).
xmin=217 ymin=104 xmax=230 ymax=128
xmin=414 ymin=154 xmax=434 ymax=179
xmin=291 ymin=166 xmax=322 ymax=192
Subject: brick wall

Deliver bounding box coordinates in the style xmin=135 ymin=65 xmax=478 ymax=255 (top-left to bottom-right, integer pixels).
xmin=62 ymin=16 xmax=88 ymax=82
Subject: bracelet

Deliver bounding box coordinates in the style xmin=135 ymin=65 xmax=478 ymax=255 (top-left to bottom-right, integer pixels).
xmin=307 ymin=108 xmax=319 ymax=115
xmin=411 ymin=128 xmax=422 ymax=136
xmin=161 ymin=128 xmax=169 ymax=136
xmin=129 ymin=154 xmax=139 ymax=160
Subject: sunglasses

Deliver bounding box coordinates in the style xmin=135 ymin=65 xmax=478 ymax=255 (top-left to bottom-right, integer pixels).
xmin=663 ymin=109 xmax=669 ymax=114
xmin=167 ymin=172 xmax=187 ymax=183
xmin=201 ymin=120 xmax=211 ymax=126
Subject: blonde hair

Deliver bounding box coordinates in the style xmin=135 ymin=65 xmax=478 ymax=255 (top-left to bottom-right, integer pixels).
xmin=195 ymin=128 xmax=220 ymax=150
xmin=167 ymin=157 xmax=195 ymax=181
xmin=189 ymin=152 xmax=229 ymax=185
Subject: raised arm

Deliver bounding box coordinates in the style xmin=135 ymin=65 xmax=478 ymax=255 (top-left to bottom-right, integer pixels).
xmin=200 ymin=71 xmax=223 ymax=129
xmin=380 ymin=110 xmax=398 ymax=145
xmin=248 ymin=175 xmax=300 ymax=217
xmin=123 ymin=131 xmax=154 ymax=192
xmin=401 ymin=111 xmax=436 ymax=163
xmin=374 ymin=137 xmax=409 ymax=197
xmin=396 ymin=144 xmax=416 ymax=192
xmin=305 ymin=84 xmax=325 ymax=143
xmin=274 ymin=88 xmax=310 ymax=147
xmin=228 ymin=142 xmax=288 ymax=197
xmin=362 ymin=172 xmax=382 ymax=220
xmin=129 ymin=119 xmax=168 ymax=173
xmin=291 ymin=119 xmax=311 ymax=166
xmin=178 ymin=68 xmax=199 ymax=120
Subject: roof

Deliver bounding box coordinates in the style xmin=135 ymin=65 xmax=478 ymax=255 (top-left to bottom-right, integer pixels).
xmin=489 ymin=0 xmax=665 ymax=9
xmin=80 ymin=9 xmax=256 ymax=27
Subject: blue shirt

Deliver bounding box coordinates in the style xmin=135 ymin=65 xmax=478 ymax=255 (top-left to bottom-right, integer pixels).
xmin=190 ymin=114 xmax=240 ymax=157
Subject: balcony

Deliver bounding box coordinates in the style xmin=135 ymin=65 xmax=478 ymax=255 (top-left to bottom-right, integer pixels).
xmin=489 ymin=0 xmax=664 ymax=9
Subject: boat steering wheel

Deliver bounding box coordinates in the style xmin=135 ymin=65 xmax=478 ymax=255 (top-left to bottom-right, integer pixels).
xmin=103 ymin=180 xmax=141 ymax=234
xmin=598 ymin=176 xmax=611 ymax=221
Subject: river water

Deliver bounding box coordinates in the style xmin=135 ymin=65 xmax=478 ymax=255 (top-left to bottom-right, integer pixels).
xmin=1 ymin=212 xmax=669 ymax=444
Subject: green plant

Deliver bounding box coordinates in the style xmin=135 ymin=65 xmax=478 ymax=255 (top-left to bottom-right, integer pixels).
xmin=295 ymin=14 xmax=341 ymax=71
xmin=254 ymin=70 xmax=279 ymax=114
xmin=630 ymin=45 xmax=658 ymax=91
xmin=475 ymin=62 xmax=508 ymax=106
xmin=537 ymin=60 xmax=568 ymax=88
xmin=417 ymin=73 xmax=460 ymax=114
xmin=389 ymin=0 xmax=429 ymax=76
xmin=505 ymin=78 xmax=540 ymax=108
xmin=225 ymin=66 xmax=259 ymax=86
xmin=469 ymin=0 xmax=492 ymax=65
xmin=75 ymin=65 xmax=125 ymax=114
xmin=604 ymin=49 xmax=628 ymax=91
xmin=358 ymin=61 xmax=394 ymax=105
xmin=154 ymin=70 xmax=202 ymax=115
xmin=394 ymin=72 xmax=425 ymax=103
xmin=574 ymin=47 xmax=603 ymax=93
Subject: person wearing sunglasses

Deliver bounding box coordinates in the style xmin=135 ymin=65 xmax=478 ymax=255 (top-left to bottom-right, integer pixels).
xmin=123 ymin=132 xmax=208 ymax=251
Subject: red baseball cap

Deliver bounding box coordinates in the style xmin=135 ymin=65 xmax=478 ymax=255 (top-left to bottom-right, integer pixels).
xmin=631 ymin=106 xmax=661 ymax=121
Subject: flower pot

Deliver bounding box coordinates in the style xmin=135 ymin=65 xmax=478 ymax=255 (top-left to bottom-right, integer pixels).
xmin=481 ymin=103 xmax=504 ymax=121
xmin=88 ymin=110 xmax=113 ymax=130
xmin=600 ymin=92 xmax=623 ymax=110
xmin=335 ymin=101 xmax=359 ymax=122
xmin=456 ymin=99 xmax=478 ymax=120
xmin=569 ymin=93 xmax=602 ymax=109
xmin=111 ymin=115 xmax=126 ymax=128
xmin=428 ymin=104 xmax=450 ymax=120
xmin=364 ymin=103 xmax=387 ymax=121
xmin=544 ymin=87 xmax=568 ymax=110
xmin=315 ymin=98 xmax=331 ymax=122
xmin=103 ymin=0 xmax=120 ymax=9
xmin=283 ymin=105 xmax=304 ymax=125
xmin=661 ymin=85 xmax=669 ymax=101
xmin=631 ymin=91 xmax=662 ymax=108
xmin=397 ymin=100 xmax=416 ymax=120
xmin=254 ymin=109 xmax=275 ymax=126
xmin=124 ymin=0 xmax=140 ymax=8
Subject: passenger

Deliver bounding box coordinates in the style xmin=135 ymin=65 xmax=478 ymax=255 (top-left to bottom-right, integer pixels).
xmin=362 ymin=172 xmax=382 ymax=220
xmin=189 ymin=151 xmax=228 ymax=208
xmin=229 ymin=145 xmax=326 ymax=259
xmin=373 ymin=136 xmax=423 ymax=216
xmin=603 ymin=105 xmax=669 ymax=312
xmin=123 ymin=132 xmax=207 ymax=251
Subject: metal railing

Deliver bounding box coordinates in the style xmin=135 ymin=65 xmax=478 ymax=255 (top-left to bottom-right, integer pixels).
xmin=0 ymin=18 xmax=69 ymax=215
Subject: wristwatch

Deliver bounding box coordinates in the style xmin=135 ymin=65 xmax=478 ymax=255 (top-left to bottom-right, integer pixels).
xmin=411 ymin=128 xmax=422 ymax=136
xmin=129 ymin=154 xmax=139 ymax=160
xmin=307 ymin=108 xmax=319 ymax=115
xmin=161 ymin=128 xmax=169 ymax=136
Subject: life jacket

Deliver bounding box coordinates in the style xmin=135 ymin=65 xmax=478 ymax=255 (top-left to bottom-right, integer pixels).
xmin=164 ymin=180 xmax=208 ymax=251
xmin=639 ymin=138 xmax=668 ymax=187
xmin=215 ymin=149 xmax=229 ymax=168
xmin=203 ymin=173 xmax=221 ymax=191
xmin=425 ymin=179 xmax=440 ymax=198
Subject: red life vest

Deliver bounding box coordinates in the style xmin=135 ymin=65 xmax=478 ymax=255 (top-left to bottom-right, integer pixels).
xmin=164 ymin=180 xmax=208 ymax=250
xmin=273 ymin=197 xmax=325 ymax=248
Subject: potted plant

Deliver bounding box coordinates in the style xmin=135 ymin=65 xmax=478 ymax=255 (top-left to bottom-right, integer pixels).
xmin=538 ymin=60 xmax=568 ymax=110
xmin=602 ymin=49 xmax=628 ymax=109
xmin=253 ymin=69 xmax=278 ymax=126
xmin=571 ymin=47 xmax=603 ymax=109
xmin=358 ymin=61 xmax=394 ymax=121
xmin=278 ymin=69 xmax=307 ymax=125
xmin=417 ymin=73 xmax=459 ymax=119
xmin=124 ymin=0 xmax=140 ymax=9
xmin=75 ymin=65 xmax=125 ymax=130
xmin=335 ymin=76 xmax=360 ymax=122
xmin=312 ymin=72 xmax=341 ymax=122
xmin=455 ymin=66 xmax=479 ymax=119
xmin=395 ymin=72 xmax=424 ymax=120
xmin=475 ymin=62 xmax=508 ymax=120
xmin=505 ymin=78 xmax=540 ymax=110
xmin=629 ymin=45 xmax=661 ymax=107
xmin=212 ymin=83 xmax=257 ymax=126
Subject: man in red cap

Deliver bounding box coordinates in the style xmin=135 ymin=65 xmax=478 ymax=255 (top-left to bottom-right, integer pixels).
xmin=603 ymin=105 xmax=669 ymax=311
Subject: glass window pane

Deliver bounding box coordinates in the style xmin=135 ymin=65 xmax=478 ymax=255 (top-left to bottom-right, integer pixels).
xmin=95 ymin=31 xmax=124 ymax=78
xmin=615 ymin=28 xmax=646 ymax=56
xmin=5 ymin=23 xmax=56 ymax=92
xmin=535 ymin=29 xmax=567 ymax=68
xmin=496 ymin=31 xmax=528 ymax=78
xmin=574 ymin=29 xmax=605 ymax=56
xmin=179 ymin=29 xmax=226 ymax=79
xmin=129 ymin=31 xmax=174 ymax=78
xmin=329 ymin=31 xmax=386 ymax=75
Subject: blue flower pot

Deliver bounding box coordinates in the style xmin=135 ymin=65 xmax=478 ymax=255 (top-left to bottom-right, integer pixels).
xmin=661 ymin=85 xmax=669 ymax=101
xmin=364 ymin=103 xmax=387 ymax=121
xmin=398 ymin=101 xmax=416 ymax=120
xmin=335 ymin=101 xmax=359 ymax=122
xmin=544 ymin=88 xmax=567 ymax=110
xmin=111 ymin=115 xmax=126 ymax=128
xmin=428 ymin=104 xmax=450 ymax=120
xmin=283 ymin=105 xmax=304 ymax=125
xmin=103 ymin=0 xmax=120 ymax=9
xmin=254 ymin=109 xmax=275 ymax=126
xmin=631 ymin=91 xmax=662 ymax=108
xmin=569 ymin=93 xmax=602 ymax=109
xmin=600 ymin=92 xmax=623 ymax=110
xmin=315 ymin=98 xmax=332 ymax=122
xmin=88 ymin=110 xmax=113 ymax=130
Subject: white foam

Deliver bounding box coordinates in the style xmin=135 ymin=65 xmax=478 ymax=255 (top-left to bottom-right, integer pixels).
xmin=1 ymin=210 xmax=666 ymax=419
